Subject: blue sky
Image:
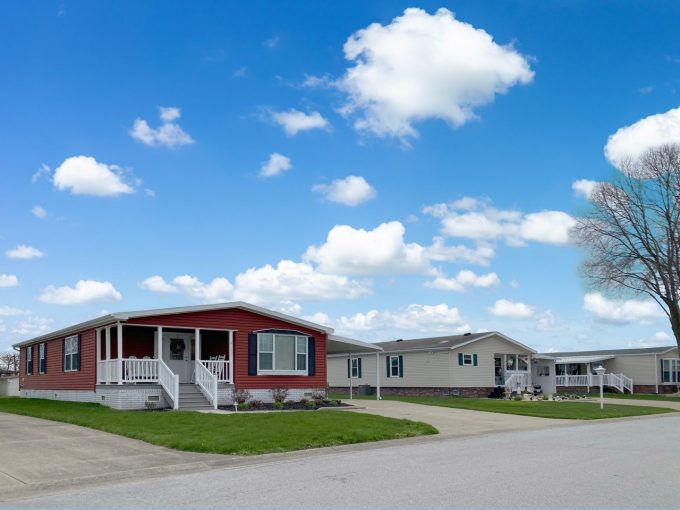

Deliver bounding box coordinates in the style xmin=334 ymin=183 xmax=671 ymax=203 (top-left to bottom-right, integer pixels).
xmin=2 ymin=1 xmax=680 ymax=353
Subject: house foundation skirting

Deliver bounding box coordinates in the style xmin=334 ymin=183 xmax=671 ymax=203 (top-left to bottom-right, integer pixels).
xmin=22 ymin=386 xmax=171 ymax=410
xmin=329 ymin=386 xmax=493 ymax=397
xmin=238 ymin=387 xmax=326 ymax=403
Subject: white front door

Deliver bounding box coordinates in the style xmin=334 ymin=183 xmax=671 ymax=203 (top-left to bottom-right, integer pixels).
xmin=163 ymin=332 xmax=193 ymax=383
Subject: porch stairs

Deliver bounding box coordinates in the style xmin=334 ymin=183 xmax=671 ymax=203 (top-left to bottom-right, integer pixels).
xmin=177 ymin=383 xmax=214 ymax=411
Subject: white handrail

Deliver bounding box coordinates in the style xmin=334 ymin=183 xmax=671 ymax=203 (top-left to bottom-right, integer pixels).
xmin=195 ymin=360 xmax=218 ymax=409
xmin=158 ymin=358 xmax=179 ymax=410
xmin=200 ymin=360 xmax=231 ymax=382
xmin=558 ymin=372 xmax=634 ymax=394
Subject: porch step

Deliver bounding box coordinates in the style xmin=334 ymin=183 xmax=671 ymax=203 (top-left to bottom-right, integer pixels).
xmin=177 ymin=383 xmax=214 ymax=410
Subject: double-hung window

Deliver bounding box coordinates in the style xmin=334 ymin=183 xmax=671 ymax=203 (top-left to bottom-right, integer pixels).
xmin=38 ymin=343 xmax=46 ymax=374
xmin=26 ymin=346 xmax=32 ymax=374
xmin=64 ymin=335 xmax=79 ymax=372
xmin=257 ymin=333 xmax=308 ymax=375
xmin=349 ymin=357 xmax=362 ymax=378
xmin=661 ymin=359 xmax=680 ymax=383
xmin=462 ymin=354 xmax=473 ymax=366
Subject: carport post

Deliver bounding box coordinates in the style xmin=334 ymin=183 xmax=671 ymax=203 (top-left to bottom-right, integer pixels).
xmin=375 ymin=352 xmax=381 ymax=400
xmin=348 ymin=353 xmax=353 ymax=400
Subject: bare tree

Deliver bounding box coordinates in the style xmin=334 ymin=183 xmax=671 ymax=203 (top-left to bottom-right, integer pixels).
xmin=0 ymin=351 xmax=19 ymax=372
xmin=575 ymin=144 xmax=680 ymax=350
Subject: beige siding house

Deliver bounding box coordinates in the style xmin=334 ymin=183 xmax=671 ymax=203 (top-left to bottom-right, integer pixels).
xmin=328 ymin=332 xmax=536 ymax=397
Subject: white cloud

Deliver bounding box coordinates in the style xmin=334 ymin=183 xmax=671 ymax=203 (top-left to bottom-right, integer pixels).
xmin=572 ymin=179 xmax=598 ymax=199
xmin=234 ymin=261 xmax=369 ymax=304
xmin=53 ymin=156 xmax=135 ymax=196
xmin=312 ymin=175 xmax=376 ymax=206
xmin=604 ymin=106 xmax=680 ymax=168
xmin=271 ymin=109 xmax=330 ymax=136
xmin=6 ymin=245 xmax=44 ymax=259
xmin=423 ymin=197 xmax=575 ymax=246
xmin=653 ymin=331 xmax=672 ymax=341
xmin=139 ymin=275 xmax=178 ymax=294
xmin=31 ymin=163 xmax=51 ymax=183
xmin=488 ymin=299 xmax=535 ymax=319
xmin=583 ymin=292 xmax=665 ymax=324
xmin=0 ymin=274 xmax=19 ymax=287
xmin=31 ymin=206 xmax=47 ymax=219
xmin=259 ymin=152 xmax=292 ymax=177
xmin=39 ymin=280 xmax=122 ymax=305
xmin=172 ymin=275 xmax=234 ymax=302
xmin=12 ymin=316 xmax=53 ymax=336
xmin=535 ymin=310 xmax=556 ymax=331
xmin=130 ymin=107 xmax=194 ymax=148
xmin=426 ymin=270 xmax=500 ymax=292
xmin=338 ymin=7 xmax=534 ymax=140
xmin=0 ymin=306 xmax=29 ymax=316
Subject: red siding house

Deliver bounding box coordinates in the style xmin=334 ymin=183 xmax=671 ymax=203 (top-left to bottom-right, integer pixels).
xmin=14 ymin=302 xmax=381 ymax=410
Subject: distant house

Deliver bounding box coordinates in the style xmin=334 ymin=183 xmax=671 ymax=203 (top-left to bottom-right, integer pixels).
xmin=328 ymin=332 xmax=536 ymax=397
xmin=14 ymin=302 xmax=380 ymax=410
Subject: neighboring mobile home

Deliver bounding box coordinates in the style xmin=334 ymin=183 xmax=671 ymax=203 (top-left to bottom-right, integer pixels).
xmin=328 ymin=332 xmax=536 ymax=397
xmin=14 ymin=302 xmax=380 ymax=410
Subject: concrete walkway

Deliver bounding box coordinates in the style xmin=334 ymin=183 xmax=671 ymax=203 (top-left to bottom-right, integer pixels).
xmin=343 ymin=398 xmax=572 ymax=436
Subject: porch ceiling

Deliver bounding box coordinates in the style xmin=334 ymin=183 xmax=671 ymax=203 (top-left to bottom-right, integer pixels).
xmin=553 ymin=355 xmax=615 ymax=364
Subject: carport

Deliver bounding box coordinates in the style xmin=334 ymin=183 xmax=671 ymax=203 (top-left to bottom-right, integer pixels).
xmin=327 ymin=334 xmax=383 ymax=399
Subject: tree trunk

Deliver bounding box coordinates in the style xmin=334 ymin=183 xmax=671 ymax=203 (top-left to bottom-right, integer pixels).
xmin=668 ymin=301 xmax=680 ymax=351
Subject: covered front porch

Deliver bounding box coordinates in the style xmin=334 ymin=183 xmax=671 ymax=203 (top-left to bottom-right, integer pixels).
xmin=554 ymin=355 xmax=633 ymax=393
xmin=95 ymin=323 xmax=234 ymax=409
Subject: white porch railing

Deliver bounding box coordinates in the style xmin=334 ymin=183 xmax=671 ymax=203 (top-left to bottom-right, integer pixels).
xmin=504 ymin=372 xmax=528 ymax=392
xmin=97 ymin=360 xmax=119 ymax=384
xmin=158 ymin=358 xmax=179 ymax=410
xmin=200 ymin=360 xmax=231 ymax=382
xmin=195 ymin=360 xmax=218 ymax=409
xmin=123 ymin=358 xmax=159 ymax=382
xmin=556 ymin=374 xmax=590 ymax=387
xmin=557 ymin=373 xmax=633 ymax=393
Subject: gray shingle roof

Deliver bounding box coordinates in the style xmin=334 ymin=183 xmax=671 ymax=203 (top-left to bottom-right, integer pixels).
xmin=541 ymin=346 xmax=677 ymax=357
xmin=375 ymin=332 xmax=493 ymax=352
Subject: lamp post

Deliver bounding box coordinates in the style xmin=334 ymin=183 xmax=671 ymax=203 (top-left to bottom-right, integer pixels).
xmin=594 ymin=365 xmax=606 ymax=410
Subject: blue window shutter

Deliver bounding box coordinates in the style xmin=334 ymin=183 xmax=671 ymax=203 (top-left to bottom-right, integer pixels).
xmin=358 ymin=358 xmax=362 ymax=378
xmin=386 ymin=356 xmax=391 ymax=378
xmin=307 ymin=336 xmax=315 ymax=376
xmin=248 ymin=333 xmax=258 ymax=376
xmin=42 ymin=343 xmax=47 ymax=373
xmin=473 ymin=354 xmax=478 ymax=366
xmin=458 ymin=353 xmax=464 ymax=366
xmin=398 ymin=355 xmax=404 ymax=378
xmin=76 ymin=335 xmax=81 ymax=371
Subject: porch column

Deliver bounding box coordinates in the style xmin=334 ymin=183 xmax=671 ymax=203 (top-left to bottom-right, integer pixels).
xmin=195 ymin=329 xmax=201 ymax=362
xmin=228 ymin=331 xmax=234 ymax=383
xmin=117 ymin=323 xmax=123 ymax=385
xmin=156 ymin=326 xmax=163 ymax=361
xmin=375 ymin=352 xmax=381 ymax=400
xmin=105 ymin=327 xmax=111 ymax=384
xmin=348 ymin=353 xmax=353 ymax=400
xmin=587 ymin=363 xmax=591 ymax=392
xmin=96 ymin=329 xmax=101 ymax=384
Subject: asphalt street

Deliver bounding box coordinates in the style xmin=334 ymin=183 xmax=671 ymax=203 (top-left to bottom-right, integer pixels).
xmin=4 ymin=413 xmax=679 ymax=509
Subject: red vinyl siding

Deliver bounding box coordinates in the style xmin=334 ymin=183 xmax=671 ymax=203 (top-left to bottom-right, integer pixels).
xmin=19 ymin=329 xmax=96 ymax=391
xmin=127 ymin=308 xmax=327 ymax=389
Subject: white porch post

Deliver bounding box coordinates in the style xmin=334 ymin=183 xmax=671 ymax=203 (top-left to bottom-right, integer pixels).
xmin=587 ymin=362 xmax=591 ymax=392
xmin=348 ymin=353 xmax=353 ymax=400
xmin=117 ymin=323 xmax=123 ymax=384
xmin=375 ymin=352 xmax=381 ymax=400
xmin=195 ymin=328 xmax=201 ymax=362
xmin=105 ymin=327 xmax=111 ymax=384
xmin=654 ymin=354 xmax=659 ymax=394
xmin=156 ymin=326 xmax=163 ymax=361
xmin=228 ymin=331 xmax=234 ymax=383
xmin=96 ymin=329 xmax=101 ymax=383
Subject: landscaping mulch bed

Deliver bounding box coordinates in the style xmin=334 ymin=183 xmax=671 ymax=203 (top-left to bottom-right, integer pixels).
xmin=218 ymin=400 xmax=353 ymax=412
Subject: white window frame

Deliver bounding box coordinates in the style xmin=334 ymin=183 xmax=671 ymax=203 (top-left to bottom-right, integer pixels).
xmin=257 ymin=333 xmax=308 ymax=375
xmin=462 ymin=353 xmax=473 ymax=366
xmin=389 ymin=355 xmax=400 ymax=378
xmin=26 ymin=346 xmax=32 ymax=374
xmin=38 ymin=343 xmax=46 ymax=374
xmin=518 ymin=355 xmax=529 ymax=371
xmin=350 ymin=357 xmax=360 ymax=378
xmin=661 ymin=358 xmax=680 ymax=384
xmin=64 ymin=335 xmax=79 ymax=372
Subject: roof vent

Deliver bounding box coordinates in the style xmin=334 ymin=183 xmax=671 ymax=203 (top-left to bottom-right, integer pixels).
xmin=395 ymin=339 xmax=403 ymax=342
xmin=463 ymin=332 xmax=471 ymax=336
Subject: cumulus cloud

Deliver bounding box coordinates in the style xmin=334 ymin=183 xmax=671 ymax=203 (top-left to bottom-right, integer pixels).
xmin=31 ymin=205 xmax=47 ymax=219
xmin=423 ymin=197 xmax=575 ymax=246
xmin=6 ymin=245 xmax=44 ymax=259
xmin=653 ymin=331 xmax=672 ymax=341
xmin=338 ymin=7 xmax=534 ymax=140
xmin=604 ymin=106 xmax=680 ymax=168
xmin=583 ymin=292 xmax=664 ymax=324
xmin=53 ymin=156 xmax=135 ymax=196
xmin=271 ymin=109 xmax=330 ymax=136
xmin=426 ymin=270 xmax=500 ymax=292
xmin=139 ymin=275 xmax=178 ymax=294
xmin=130 ymin=106 xmax=194 ymax=148
xmin=0 ymin=306 xmax=29 ymax=316
xmin=488 ymin=299 xmax=535 ymax=319
xmin=0 ymin=274 xmax=19 ymax=287
xmin=172 ymin=275 xmax=234 ymax=302
xmin=39 ymin=280 xmax=122 ymax=305
xmin=259 ymin=153 xmax=292 ymax=178
xmin=312 ymin=175 xmax=376 ymax=206
xmin=572 ymin=179 xmax=598 ymax=199
xmin=12 ymin=316 xmax=53 ymax=336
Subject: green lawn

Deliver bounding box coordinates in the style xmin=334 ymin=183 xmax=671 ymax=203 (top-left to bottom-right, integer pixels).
xmin=568 ymin=392 xmax=680 ymax=402
xmin=332 ymin=394 xmax=675 ymax=420
xmin=0 ymin=397 xmax=436 ymax=455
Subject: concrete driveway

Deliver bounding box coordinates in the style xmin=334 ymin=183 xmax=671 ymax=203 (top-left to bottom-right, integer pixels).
xmin=343 ymin=398 xmax=572 ymax=436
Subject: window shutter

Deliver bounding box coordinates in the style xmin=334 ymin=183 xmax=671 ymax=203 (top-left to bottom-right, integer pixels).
xmin=386 ymin=356 xmax=391 ymax=378
xmin=458 ymin=353 xmax=464 ymax=366
xmin=42 ymin=343 xmax=47 ymax=373
xmin=307 ymin=336 xmax=315 ymax=376
xmin=248 ymin=333 xmax=258 ymax=376
xmin=473 ymin=354 xmax=478 ymax=366
xmin=358 ymin=358 xmax=362 ymax=378
xmin=62 ymin=339 xmax=66 ymax=372
xmin=347 ymin=358 xmax=351 ymax=378
xmin=76 ymin=335 xmax=81 ymax=371
xmin=398 ymin=355 xmax=404 ymax=378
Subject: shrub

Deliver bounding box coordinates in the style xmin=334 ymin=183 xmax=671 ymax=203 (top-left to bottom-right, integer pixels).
xmin=237 ymin=402 xmax=250 ymax=411
xmin=305 ymin=400 xmax=317 ymax=408
xmin=249 ymin=399 xmax=263 ymax=408
xmin=271 ymin=387 xmax=289 ymax=404
xmin=234 ymin=389 xmax=252 ymax=405
xmin=311 ymin=389 xmax=326 ymax=402
xmin=272 ymin=401 xmax=284 ymax=410
xmin=284 ymin=400 xmax=296 ymax=406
